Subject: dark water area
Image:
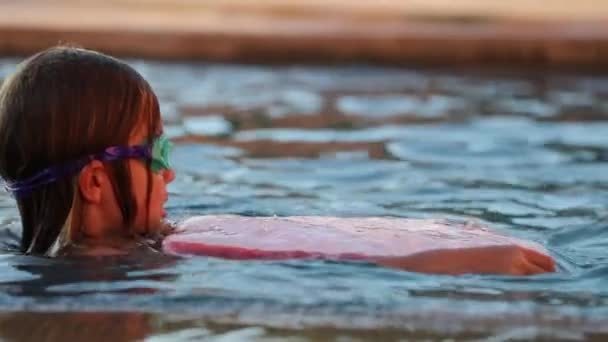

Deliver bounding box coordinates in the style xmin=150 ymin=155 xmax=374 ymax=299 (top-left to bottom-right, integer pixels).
xmin=1 ymin=58 xmax=608 ymax=340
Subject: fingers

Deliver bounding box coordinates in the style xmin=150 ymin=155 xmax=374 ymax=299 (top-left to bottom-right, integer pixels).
xmin=520 ymin=247 xmax=556 ymax=272
xmin=520 ymin=259 xmax=548 ymax=275
xmin=513 ymin=247 xmax=556 ymax=275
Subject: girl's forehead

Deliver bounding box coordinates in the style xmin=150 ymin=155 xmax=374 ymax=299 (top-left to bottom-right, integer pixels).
xmin=129 ymin=123 xmax=150 ymax=143
xmin=129 ymin=117 xmax=163 ymax=144
xmin=130 ymin=119 xmax=147 ymax=135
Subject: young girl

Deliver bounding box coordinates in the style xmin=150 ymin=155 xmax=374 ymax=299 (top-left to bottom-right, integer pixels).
xmin=0 ymin=46 xmax=555 ymax=275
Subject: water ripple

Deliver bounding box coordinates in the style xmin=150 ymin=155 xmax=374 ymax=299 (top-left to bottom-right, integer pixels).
xmin=1 ymin=59 xmax=608 ymax=337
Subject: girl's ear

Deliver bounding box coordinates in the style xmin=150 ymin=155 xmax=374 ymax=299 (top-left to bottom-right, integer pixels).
xmin=77 ymin=160 xmax=106 ymax=203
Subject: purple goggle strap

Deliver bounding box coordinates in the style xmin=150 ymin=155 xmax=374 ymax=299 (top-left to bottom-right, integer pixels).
xmin=4 ymin=145 xmax=152 ymax=198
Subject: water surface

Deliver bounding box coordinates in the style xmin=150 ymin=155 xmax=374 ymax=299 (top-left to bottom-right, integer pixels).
xmin=0 ymin=59 xmax=607 ymax=340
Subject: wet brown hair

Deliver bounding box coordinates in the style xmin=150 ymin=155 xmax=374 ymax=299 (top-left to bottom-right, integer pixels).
xmin=0 ymin=46 xmax=160 ymax=255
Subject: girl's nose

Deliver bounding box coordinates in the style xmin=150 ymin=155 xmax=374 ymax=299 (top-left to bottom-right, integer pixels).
xmin=162 ymin=168 xmax=176 ymax=183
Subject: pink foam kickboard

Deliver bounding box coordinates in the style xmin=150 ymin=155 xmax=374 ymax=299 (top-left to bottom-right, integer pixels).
xmin=163 ymin=215 xmax=547 ymax=260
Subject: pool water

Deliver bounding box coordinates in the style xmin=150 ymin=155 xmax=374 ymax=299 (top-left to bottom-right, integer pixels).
xmin=0 ymin=59 xmax=608 ymax=340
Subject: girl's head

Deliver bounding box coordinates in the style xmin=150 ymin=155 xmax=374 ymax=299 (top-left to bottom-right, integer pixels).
xmin=0 ymin=46 xmax=175 ymax=255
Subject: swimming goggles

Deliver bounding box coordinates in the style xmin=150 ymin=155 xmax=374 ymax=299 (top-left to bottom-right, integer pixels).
xmin=4 ymin=135 xmax=173 ymax=198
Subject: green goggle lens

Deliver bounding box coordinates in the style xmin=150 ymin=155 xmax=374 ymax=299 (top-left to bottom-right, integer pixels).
xmin=148 ymin=135 xmax=173 ymax=173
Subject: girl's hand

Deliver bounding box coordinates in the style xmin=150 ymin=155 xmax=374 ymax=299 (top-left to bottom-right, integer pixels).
xmin=374 ymin=245 xmax=556 ymax=276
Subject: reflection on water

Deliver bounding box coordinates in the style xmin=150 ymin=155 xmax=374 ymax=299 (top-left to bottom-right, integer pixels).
xmin=0 ymin=312 xmax=150 ymax=342
xmin=0 ymin=311 xmax=533 ymax=341
xmin=1 ymin=59 xmax=608 ymax=339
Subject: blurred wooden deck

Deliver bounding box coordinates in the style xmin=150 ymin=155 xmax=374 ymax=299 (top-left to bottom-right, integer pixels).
xmin=1 ymin=0 xmax=608 ymax=68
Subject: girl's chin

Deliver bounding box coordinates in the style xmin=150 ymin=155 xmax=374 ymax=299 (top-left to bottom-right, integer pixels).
xmin=136 ymin=217 xmax=165 ymax=236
